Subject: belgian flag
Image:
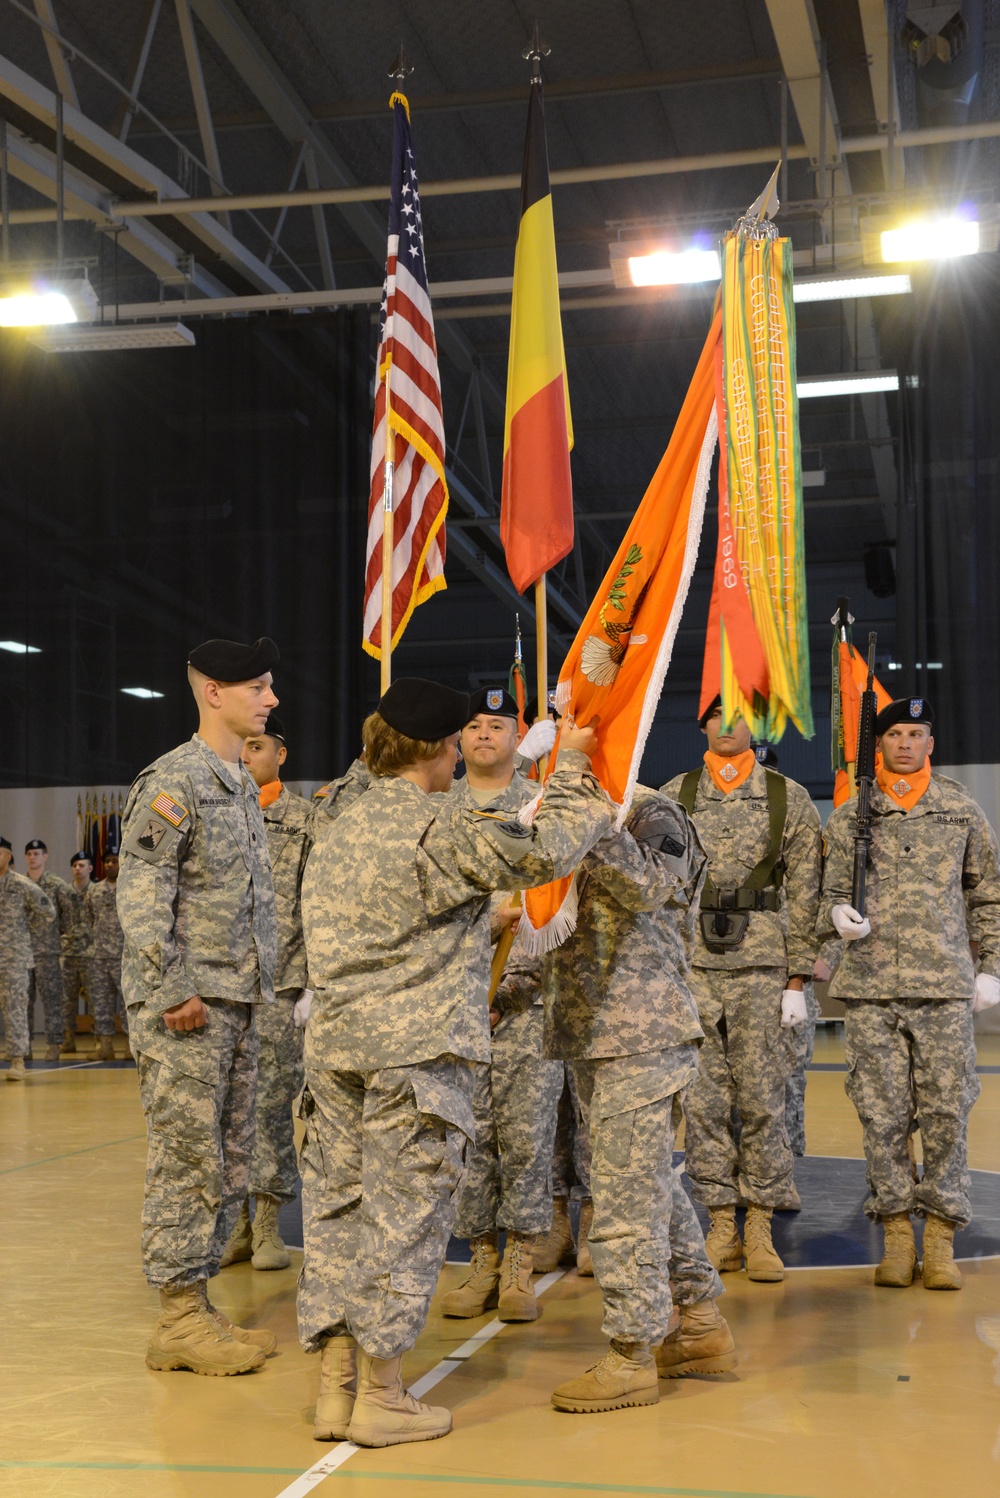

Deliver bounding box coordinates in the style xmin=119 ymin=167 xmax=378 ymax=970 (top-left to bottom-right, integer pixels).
xmin=500 ymin=78 xmax=574 ymax=596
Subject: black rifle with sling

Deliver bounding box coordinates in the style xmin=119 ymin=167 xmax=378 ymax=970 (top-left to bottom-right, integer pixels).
xmin=677 ymin=766 xmax=787 ymax=954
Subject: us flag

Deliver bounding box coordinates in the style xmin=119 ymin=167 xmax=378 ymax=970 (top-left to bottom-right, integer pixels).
xmin=362 ymin=92 xmax=448 ymax=658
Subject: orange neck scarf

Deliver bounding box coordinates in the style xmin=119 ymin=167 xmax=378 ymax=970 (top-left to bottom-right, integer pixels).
xmin=704 ymin=748 xmax=757 ymax=795
xmin=258 ymin=779 xmax=283 ymax=809
xmin=877 ymin=761 xmax=931 ymax=810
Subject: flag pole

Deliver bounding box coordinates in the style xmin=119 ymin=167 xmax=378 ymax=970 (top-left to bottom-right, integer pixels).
xmin=525 ymin=26 xmax=552 ymax=738
xmin=380 ymin=373 xmax=396 ymax=692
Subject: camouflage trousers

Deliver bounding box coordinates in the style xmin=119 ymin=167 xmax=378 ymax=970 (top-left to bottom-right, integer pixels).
xmin=29 ymin=955 xmax=63 ymax=1044
xmin=552 ymin=1062 xmax=593 ymax=1199
xmin=844 ymin=998 xmax=980 ymax=1227
xmin=134 ymin=998 xmax=257 ymax=1289
xmin=683 ymin=967 xmax=796 ymax=1208
xmin=454 ymin=1006 xmax=564 ymax=1238
xmin=88 ymin=953 xmax=122 ymax=1037
xmin=250 ymin=987 xmax=305 ymax=1203
xmin=784 ymin=983 xmax=821 ymax=1157
xmin=574 ymin=1048 xmax=722 ymax=1346
xmin=298 ymin=1053 xmax=477 ymax=1360
xmin=0 ymin=967 xmax=32 ymax=1058
xmin=60 ymin=953 xmax=92 ymax=1032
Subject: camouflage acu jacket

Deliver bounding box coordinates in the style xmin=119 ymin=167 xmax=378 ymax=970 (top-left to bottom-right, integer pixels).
xmin=312 ymin=758 xmax=373 ymax=819
xmin=302 ymin=749 xmax=612 ymax=1071
xmin=26 ymin=871 xmax=62 ymax=958
xmin=56 ymin=882 xmax=94 ymax=958
xmin=540 ymin=789 xmax=707 ymax=1060
xmin=819 ymin=774 xmax=1000 ymax=1001
xmin=0 ymin=869 xmax=53 ymax=974
xmin=263 ymin=784 xmax=315 ymax=992
xmin=118 ymin=734 xmax=277 ymax=1016
xmin=85 ymin=878 xmax=124 ymax=961
xmin=661 ymin=762 xmax=821 ymax=975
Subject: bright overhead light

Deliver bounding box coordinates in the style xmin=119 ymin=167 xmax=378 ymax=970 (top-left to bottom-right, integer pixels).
xmin=887 ymin=661 xmax=942 ymax=671
xmin=121 ymin=686 xmax=165 ymax=699
xmin=797 ymin=373 xmax=899 ymax=398
xmin=627 ymin=248 xmax=722 ymax=287
xmin=28 ymin=321 xmax=196 ymax=353
xmin=880 ymin=217 xmax=979 ymax=262
xmin=0 ymin=291 xmax=77 ymax=327
xmin=793 ymin=273 xmax=912 ymax=303
xmin=0 ymin=639 xmax=41 ymax=654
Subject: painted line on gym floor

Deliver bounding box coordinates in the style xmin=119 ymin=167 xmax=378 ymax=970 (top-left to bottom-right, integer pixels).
xmin=0 ymin=1461 xmax=303 ymax=1476
xmin=0 ymin=1133 xmax=145 ymax=1174
xmin=7 ymin=1061 xmax=103 ymax=1080
xmin=272 ymin=1271 xmax=566 ymax=1498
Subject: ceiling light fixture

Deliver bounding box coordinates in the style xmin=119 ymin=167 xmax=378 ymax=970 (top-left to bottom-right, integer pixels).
xmin=627 ymin=247 xmax=722 ymax=287
xmin=880 ymin=216 xmax=979 ymax=262
xmin=121 ymin=687 xmax=165 ymax=699
xmin=793 ymin=273 xmax=912 ymax=302
xmin=797 ymin=373 xmax=899 ymax=399
xmin=28 ymin=321 xmax=196 ymax=353
xmin=0 ymin=275 xmax=99 ymax=328
xmin=0 ymin=639 xmax=41 ymax=654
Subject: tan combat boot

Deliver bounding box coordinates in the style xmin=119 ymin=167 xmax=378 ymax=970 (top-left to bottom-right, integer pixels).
xmin=44 ymin=1044 xmax=60 ymax=1062
xmin=251 ymin=1195 xmax=291 ymax=1270
xmin=441 ymin=1234 xmax=501 ymax=1317
xmin=97 ymin=1035 xmax=115 ymax=1062
xmin=497 ymin=1234 xmax=538 ymax=1322
xmin=346 ymin=1351 xmax=452 ymax=1447
xmin=576 ymin=1199 xmax=594 ymax=1276
xmin=532 ymin=1195 xmax=575 ymax=1273
xmin=5 ymin=1057 xmax=25 ymax=1082
xmin=874 ymin=1212 xmax=917 ymax=1287
xmin=655 ymin=1299 xmax=738 ymax=1378
xmin=551 ymin=1342 xmax=659 ymax=1413
xmin=922 ymin=1215 xmax=962 ymax=1291
xmin=60 ymin=1028 xmax=77 ymax=1055
xmin=145 ymin=1283 xmax=265 ymax=1375
xmin=744 ymin=1205 xmax=784 ymax=1282
xmin=219 ymin=1200 xmax=253 ymax=1267
xmin=704 ymin=1206 xmax=743 ymax=1272
xmin=313 ymin=1335 xmax=358 ymax=1440
xmin=197 ymin=1283 xmax=277 ymax=1355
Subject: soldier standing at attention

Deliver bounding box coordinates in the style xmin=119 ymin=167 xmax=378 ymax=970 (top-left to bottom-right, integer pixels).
xmin=58 ymin=852 xmax=94 ymax=1055
xmin=819 ymin=696 xmax=1000 ymax=1290
xmin=299 ymin=678 xmax=611 ymax=1449
xmin=221 ymin=712 xmax=315 ymax=1273
xmin=662 ymin=698 xmax=822 ymax=1281
xmin=441 ymin=688 xmax=562 ymax=1325
xmin=0 ymin=837 xmax=54 ymax=1080
xmin=117 ymin=638 xmax=280 ymax=1377
xmin=540 ymin=791 xmax=737 ymax=1414
xmin=84 ymin=846 xmax=124 ymax=1061
xmin=24 ymin=840 xmax=67 ymax=1061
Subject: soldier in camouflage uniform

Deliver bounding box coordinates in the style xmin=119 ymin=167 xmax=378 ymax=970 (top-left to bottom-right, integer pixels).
xmin=221 ymin=712 xmax=315 ymax=1273
xmin=538 ymin=790 xmax=736 ymax=1413
xmin=24 ymin=840 xmax=67 ymax=1061
xmin=819 ymin=696 xmax=1000 ymax=1290
xmin=534 ymin=1065 xmax=594 ymax=1272
xmin=0 ymin=837 xmax=54 ymax=1079
xmin=299 ymin=678 xmax=611 ymax=1449
xmin=118 ymin=637 xmax=280 ymax=1377
xmin=84 ymin=847 xmax=124 ymax=1061
xmin=662 ymin=699 xmax=821 ymax=1281
xmin=57 ymin=852 xmax=94 ymax=1054
xmin=441 ymin=688 xmax=564 ymax=1324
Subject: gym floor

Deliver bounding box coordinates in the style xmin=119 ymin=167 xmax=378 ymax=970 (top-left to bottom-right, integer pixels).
xmin=3 ymin=1028 xmax=998 ymax=1498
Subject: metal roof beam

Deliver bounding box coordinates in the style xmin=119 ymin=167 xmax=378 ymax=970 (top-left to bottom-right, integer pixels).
xmin=31 ymin=0 xmax=78 ymax=110
xmin=174 ymin=0 xmax=230 ymax=227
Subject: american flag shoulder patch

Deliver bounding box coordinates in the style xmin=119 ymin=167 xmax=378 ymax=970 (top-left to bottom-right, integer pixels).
xmin=150 ymin=792 xmax=189 ymax=827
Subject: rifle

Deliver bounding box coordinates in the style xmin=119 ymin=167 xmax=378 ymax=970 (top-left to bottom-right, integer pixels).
xmin=851 ymin=632 xmax=878 ymax=916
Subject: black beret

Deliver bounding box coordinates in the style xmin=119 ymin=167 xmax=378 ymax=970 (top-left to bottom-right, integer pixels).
xmin=70 ymin=850 xmax=90 ymax=865
xmin=524 ymin=687 xmax=559 ymax=722
xmin=698 ymin=694 xmax=722 ymax=728
xmin=875 ymin=696 xmax=936 ymax=736
xmin=0 ymin=836 xmax=11 ymax=852
xmin=188 ymin=637 xmax=279 ymax=682
xmin=378 ymin=678 xmax=470 ymax=740
xmin=754 ymin=744 xmax=779 ymax=769
xmin=104 ymin=844 xmax=120 ymax=857
xmin=25 ymin=838 xmax=47 ymax=852
xmin=261 ymin=712 xmax=286 ymax=743
xmin=466 ymin=687 xmax=519 ymax=721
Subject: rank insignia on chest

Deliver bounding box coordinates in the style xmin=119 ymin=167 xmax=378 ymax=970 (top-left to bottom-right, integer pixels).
xmin=720 ymin=762 xmax=738 ymax=782
xmin=892 ymin=779 xmax=911 ymax=797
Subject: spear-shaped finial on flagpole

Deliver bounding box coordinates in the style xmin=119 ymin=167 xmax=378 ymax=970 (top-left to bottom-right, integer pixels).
xmin=515 ymin=612 xmax=523 ymax=663
xmin=388 ymin=42 xmax=414 ymax=81
xmin=522 ymin=21 xmax=550 ymax=83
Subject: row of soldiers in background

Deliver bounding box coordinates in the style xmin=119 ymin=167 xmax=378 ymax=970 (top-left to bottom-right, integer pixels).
xmin=0 ymin=838 xmax=125 ymax=1078
xmin=109 ymin=637 xmax=1000 ymax=1448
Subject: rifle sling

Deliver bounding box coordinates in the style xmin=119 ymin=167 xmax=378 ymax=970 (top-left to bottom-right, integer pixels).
xmin=677 ymin=766 xmax=788 ymax=910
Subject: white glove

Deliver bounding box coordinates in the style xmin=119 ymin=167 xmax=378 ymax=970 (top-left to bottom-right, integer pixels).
xmin=831 ymin=903 xmax=871 ymax=942
xmin=293 ymin=990 xmax=313 ymax=1029
xmin=973 ymin=974 xmax=1000 ymax=1014
xmin=518 ymin=718 xmax=557 ymax=761
xmin=780 ymin=989 xmax=809 ymax=1027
